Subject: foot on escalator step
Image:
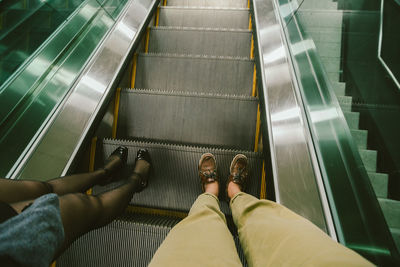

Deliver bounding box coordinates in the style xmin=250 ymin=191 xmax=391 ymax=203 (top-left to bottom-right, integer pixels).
xmin=99 ymin=146 xmax=128 ymax=185
xmin=227 ymin=154 xmax=249 ymax=193
xmin=198 ymin=153 xmax=219 ymax=193
xmin=131 ymin=149 xmax=152 ymax=192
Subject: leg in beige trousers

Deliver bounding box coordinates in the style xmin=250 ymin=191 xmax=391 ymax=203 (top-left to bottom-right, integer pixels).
xmin=149 ymin=193 xmax=242 ymax=267
xmin=150 ymin=192 xmax=372 ymax=267
xmin=230 ymin=192 xmax=373 ymax=267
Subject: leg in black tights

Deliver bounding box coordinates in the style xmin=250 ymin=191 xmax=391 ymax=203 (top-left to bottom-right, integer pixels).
xmin=0 ymin=153 xmax=124 ymax=203
xmin=10 ymin=158 xmax=151 ymax=260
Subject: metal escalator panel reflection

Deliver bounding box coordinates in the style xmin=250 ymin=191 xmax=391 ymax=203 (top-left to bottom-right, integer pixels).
xmin=0 ymin=0 xmax=129 ymax=177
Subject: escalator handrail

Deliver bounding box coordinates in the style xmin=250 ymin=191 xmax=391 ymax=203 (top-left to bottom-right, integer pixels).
xmin=251 ymin=0 xmax=337 ymax=239
xmin=273 ymin=0 xmax=400 ymax=264
xmin=10 ymin=0 xmax=160 ymax=179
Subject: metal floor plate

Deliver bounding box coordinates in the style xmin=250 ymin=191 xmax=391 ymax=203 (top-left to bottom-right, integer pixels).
xmin=159 ymin=7 xmax=250 ymax=29
xmin=135 ymin=53 xmax=254 ymax=94
xmin=148 ymin=27 xmax=252 ymax=57
xmin=97 ymin=139 xmax=263 ymax=215
xmin=117 ymin=89 xmax=258 ymax=150
xmin=167 ymin=0 xmax=248 ymax=8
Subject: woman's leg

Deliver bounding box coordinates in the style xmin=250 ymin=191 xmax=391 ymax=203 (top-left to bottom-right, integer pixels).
xmin=9 ymin=157 xmax=150 ymax=260
xmin=0 ymin=147 xmax=127 ymax=203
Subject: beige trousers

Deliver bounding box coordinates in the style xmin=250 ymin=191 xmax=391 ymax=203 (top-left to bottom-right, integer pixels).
xmin=149 ymin=192 xmax=372 ymax=267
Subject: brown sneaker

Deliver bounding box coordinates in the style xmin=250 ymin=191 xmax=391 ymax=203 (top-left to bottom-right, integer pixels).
xmin=198 ymin=153 xmax=219 ymax=192
xmin=227 ymin=154 xmax=249 ymax=191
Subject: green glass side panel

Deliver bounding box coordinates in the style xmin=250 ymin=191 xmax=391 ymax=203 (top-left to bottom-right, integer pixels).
xmin=0 ymin=0 xmax=129 ymax=176
xmin=276 ymin=0 xmax=400 ymax=264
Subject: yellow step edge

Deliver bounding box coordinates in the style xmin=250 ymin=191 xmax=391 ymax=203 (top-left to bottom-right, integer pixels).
xmin=112 ymin=88 xmax=122 ymax=139
xmin=252 ymin=64 xmax=257 ymax=97
xmin=126 ymin=206 xmax=187 ymax=219
xmin=155 ymin=7 xmax=160 ymax=26
xmin=250 ymin=34 xmax=254 ymax=59
xmin=254 ymin=104 xmax=261 ymax=152
xmin=260 ymin=161 xmax=267 ymax=199
xmin=249 ymin=15 xmax=252 ymax=30
xmin=247 ymin=0 xmax=250 ymax=9
xmin=163 ymin=0 xmax=167 ymax=5
xmin=131 ymin=53 xmax=138 ymax=88
xmin=144 ymin=28 xmax=150 ymax=53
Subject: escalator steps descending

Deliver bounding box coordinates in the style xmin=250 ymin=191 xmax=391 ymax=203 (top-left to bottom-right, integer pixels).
xmin=117 ymin=89 xmax=258 ymax=150
xmin=57 ymin=213 xmax=248 ymax=266
xmin=94 ymin=139 xmax=263 ymax=215
xmin=57 ymin=214 xmax=179 ymax=267
xmin=148 ymin=27 xmax=252 ymax=57
xmin=134 ymin=53 xmax=254 ymax=94
xmin=167 ymin=0 xmax=248 ymax=8
xmin=158 ymin=7 xmax=250 ymax=29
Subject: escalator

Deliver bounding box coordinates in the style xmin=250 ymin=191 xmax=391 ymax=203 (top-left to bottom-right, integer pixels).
xmin=57 ymin=0 xmax=262 ymax=265
xmin=1 ymin=0 xmax=400 ymax=266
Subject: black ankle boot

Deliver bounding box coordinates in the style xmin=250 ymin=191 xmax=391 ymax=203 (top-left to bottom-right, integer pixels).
xmin=100 ymin=146 xmax=128 ymax=185
xmin=132 ymin=149 xmax=152 ymax=192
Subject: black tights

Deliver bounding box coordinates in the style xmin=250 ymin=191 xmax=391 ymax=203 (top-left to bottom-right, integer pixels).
xmin=0 ymin=165 xmax=144 ymax=260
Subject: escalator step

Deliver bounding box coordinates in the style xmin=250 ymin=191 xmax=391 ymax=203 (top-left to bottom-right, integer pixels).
xmin=351 ymin=129 xmax=367 ymax=149
xmin=331 ymin=82 xmax=345 ymax=96
xmin=368 ymin=172 xmax=388 ymax=198
xmin=117 ymin=89 xmax=258 ymax=150
xmin=359 ymin=149 xmax=377 ymax=172
xmin=148 ymin=27 xmax=252 ymax=57
xmin=167 ymin=0 xmax=248 ymax=8
xmin=57 ymin=214 xmax=180 ymax=267
xmin=96 ymin=139 xmax=263 ymax=215
xmin=390 ymin=228 xmax=400 ymax=252
xmin=344 ymin=111 xmax=359 ymax=129
xmin=159 ymin=6 xmax=250 ymax=29
xmin=135 ymin=53 xmax=254 ymax=95
xmin=378 ymin=198 xmax=400 ymax=229
xmin=337 ymin=95 xmax=352 ymax=112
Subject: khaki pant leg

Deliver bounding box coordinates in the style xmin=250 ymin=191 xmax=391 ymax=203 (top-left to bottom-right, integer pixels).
xmin=149 ymin=193 xmax=242 ymax=267
xmin=230 ymin=192 xmax=373 ymax=267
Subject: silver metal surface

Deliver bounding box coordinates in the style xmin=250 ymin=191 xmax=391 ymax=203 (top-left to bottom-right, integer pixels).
xmin=99 ymin=139 xmax=263 ymax=213
xmin=253 ymin=0 xmax=336 ymax=235
xmin=148 ymin=27 xmax=252 ymax=57
xmin=135 ymin=53 xmax=254 ymax=94
xmin=15 ymin=0 xmax=159 ymax=180
xmin=167 ymin=0 xmax=248 ymax=8
xmin=159 ymin=6 xmax=250 ymax=28
xmin=117 ymin=89 xmax=258 ymax=150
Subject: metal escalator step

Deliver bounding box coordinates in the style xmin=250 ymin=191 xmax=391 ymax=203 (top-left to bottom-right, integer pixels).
xmin=368 ymin=172 xmax=388 ymax=198
xmin=378 ymin=198 xmax=400 ymax=229
xmin=301 ymin=0 xmax=338 ymax=10
xmin=343 ymin=111 xmax=359 ymax=129
xmin=148 ymin=27 xmax=252 ymax=57
xmin=135 ymin=53 xmax=254 ymax=95
xmin=167 ymin=0 xmax=248 ymax=8
xmin=321 ymin=57 xmax=340 ymax=73
xmin=359 ymin=149 xmax=377 ymax=172
xmin=331 ymin=82 xmax=345 ymax=96
xmin=351 ymin=129 xmax=367 ymax=149
xmin=391 ymin=228 xmax=400 ymax=252
xmin=98 ymin=139 xmax=263 ymax=215
xmin=117 ymin=89 xmax=258 ymax=150
xmin=159 ymin=6 xmax=250 ymax=29
xmin=337 ymin=95 xmax=352 ymax=112
xmin=57 ymin=214 xmax=180 ymax=267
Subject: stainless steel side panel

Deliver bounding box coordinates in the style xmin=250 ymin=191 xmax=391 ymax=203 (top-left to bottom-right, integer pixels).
xmin=14 ymin=0 xmax=158 ymax=180
xmin=253 ymin=0 xmax=336 ymax=237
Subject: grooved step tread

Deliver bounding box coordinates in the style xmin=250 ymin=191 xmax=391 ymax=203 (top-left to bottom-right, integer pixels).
xmin=57 ymin=214 xmax=179 ymax=267
xmin=117 ymin=89 xmax=258 ymax=150
xmin=359 ymin=149 xmax=377 ymax=172
xmin=159 ymin=6 xmax=250 ymax=29
xmin=96 ymin=139 xmax=264 ymax=215
xmin=344 ymin=111 xmax=359 ymax=129
xmin=351 ymin=129 xmax=367 ymax=149
xmin=167 ymin=0 xmax=248 ymax=8
xmin=368 ymin=172 xmax=388 ymax=198
xmin=337 ymin=95 xmax=352 ymax=112
xmin=148 ymin=27 xmax=252 ymax=57
xmin=135 ymin=53 xmax=254 ymax=95
xmin=378 ymin=198 xmax=400 ymax=229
